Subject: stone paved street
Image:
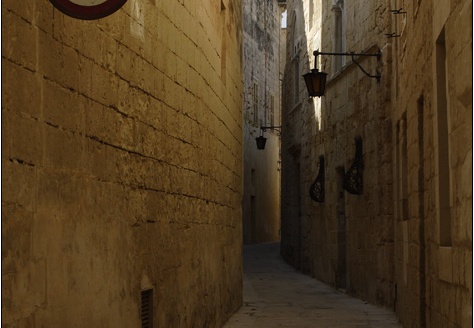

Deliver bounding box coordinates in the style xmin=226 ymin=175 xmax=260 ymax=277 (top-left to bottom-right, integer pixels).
xmin=223 ymin=243 xmax=402 ymax=328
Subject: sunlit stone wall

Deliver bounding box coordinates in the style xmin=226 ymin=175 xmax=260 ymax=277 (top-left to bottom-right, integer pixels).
xmin=390 ymin=1 xmax=472 ymax=327
xmin=2 ymin=0 xmax=243 ymax=326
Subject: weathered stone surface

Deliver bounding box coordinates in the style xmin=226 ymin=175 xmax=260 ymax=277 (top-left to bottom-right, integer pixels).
xmin=282 ymin=0 xmax=395 ymax=303
xmin=241 ymin=0 xmax=283 ymax=244
xmin=2 ymin=0 xmax=243 ymax=326
xmin=391 ymin=1 xmax=472 ymax=327
xmin=281 ymin=1 xmax=471 ymax=327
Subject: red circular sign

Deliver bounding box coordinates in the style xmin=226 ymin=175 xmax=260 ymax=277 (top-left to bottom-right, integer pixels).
xmin=49 ymin=0 xmax=128 ymax=20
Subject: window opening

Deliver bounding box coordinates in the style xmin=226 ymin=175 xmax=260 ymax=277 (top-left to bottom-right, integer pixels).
xmin=220 ymin=0 xmax=227 ymax=84
xmin=253 ymin=83 xmax=259 ymax=124
xmin=436 ymin=28 xmax=452 ymax=247
xmin=269 ymin=94 xmax=275 ymax=126
xmin=292 ymin=12 xmax=300 ymax=105
xmin=332 ymin=0 xmax=345 ymax=71
xmin=401 ymin=114 xmax=408 ymax=220
xmin=293 ymin=56 xmax=300 ymax=104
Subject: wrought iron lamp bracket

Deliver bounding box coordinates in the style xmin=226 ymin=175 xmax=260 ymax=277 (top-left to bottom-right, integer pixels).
xmin=390 ymin=8 xmax=407 ymax=14
xmin=385 ymin=32 xmax=401 ymax=38
xmin=260 ymin=126 xmax=282 ymax=136
xmin=313 ymin=49 xmax=382 ymax=81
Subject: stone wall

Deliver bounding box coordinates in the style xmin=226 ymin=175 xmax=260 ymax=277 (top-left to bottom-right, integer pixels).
xmin=391 ymin=0 xmax=472 ymax=327
xmin=2 ymin=0 xmax=243 ymax=326
xmin=242 ymin=0 xmax=282 ymax=244
xmin=281 ymin=0 xmax=472 ymax=327
xmin=282 ymin=0 xmax=394 ymax=305
xmin=280 ymin=0 xmax=315 ymax=273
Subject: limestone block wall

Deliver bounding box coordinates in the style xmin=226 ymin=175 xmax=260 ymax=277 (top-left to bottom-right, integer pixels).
xmin=281 ymin=1 xmax=312 ymax=272
xmin=242 ymin=0 xmax=282 ymax=244
xmin=391 ymin=0 xmax=472 ymax=327
xmin=2 ymin=0 xmax=243 ymax=326
xmin=281 ymin=0 xmax=395 ymax=306
xmin=313 ymin=0 xmax=394 ymax=306
xmin=282 ymin=0 xmax=472 ymax=326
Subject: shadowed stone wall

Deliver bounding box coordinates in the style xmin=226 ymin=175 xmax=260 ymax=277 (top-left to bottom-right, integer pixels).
xmin=242 ymin=0 xmax=283 ymax=244
xmin=282 ymin=0 xmax=394 ymax=304
xmin=281 ymin=0 xmax=471 ymax=327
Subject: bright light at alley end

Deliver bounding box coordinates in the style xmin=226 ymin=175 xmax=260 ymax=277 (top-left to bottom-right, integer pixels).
xmin=303 ymin=69 xmax=327 ymax=97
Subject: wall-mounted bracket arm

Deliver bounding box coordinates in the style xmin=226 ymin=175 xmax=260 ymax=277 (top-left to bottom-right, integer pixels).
xmin=312 ymin=49 xmax=382 ymax=81
xmin=260 ymin=126 xmax=282 ymax=136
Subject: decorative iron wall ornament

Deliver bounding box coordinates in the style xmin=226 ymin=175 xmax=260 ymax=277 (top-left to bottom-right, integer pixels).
xmin=309 ymin=155 xmax=325 ymax=202
xmin=343 ymin=137 xmax=363 ymax=194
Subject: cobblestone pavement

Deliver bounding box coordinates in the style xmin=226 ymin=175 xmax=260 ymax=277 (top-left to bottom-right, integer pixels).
xmin=223 ymin=243 xmax=402 ymax=328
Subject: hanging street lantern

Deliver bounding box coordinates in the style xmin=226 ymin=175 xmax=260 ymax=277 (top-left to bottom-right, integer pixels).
xmin=255 ymin=126 xmax=281 ymax=150
xmin=255 ymin=136 xmax=267 ymax=150
xmin=303 ymin=49 xmax=381 ymax=97
xmin=303 ymin=69 xmax=328 ymax=98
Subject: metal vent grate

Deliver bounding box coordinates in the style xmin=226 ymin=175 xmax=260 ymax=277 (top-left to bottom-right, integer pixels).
xmin=141 ymin=289 xmax=153 ymax=328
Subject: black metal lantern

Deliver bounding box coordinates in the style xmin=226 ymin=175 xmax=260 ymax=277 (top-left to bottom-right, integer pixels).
xmin=255 ymin=136 xmax=267 ymax=150
xmin=303 ymin=69 xmax=327 ymax=98
xmin=255 ymin=126 xmax=281 ymax=150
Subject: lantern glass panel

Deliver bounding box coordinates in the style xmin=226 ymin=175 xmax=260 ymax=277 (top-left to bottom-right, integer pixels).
xmin=256 ymin=136 xmax=267 ymax=150
xmin=303 ymin=70 xmax=327 ymax=97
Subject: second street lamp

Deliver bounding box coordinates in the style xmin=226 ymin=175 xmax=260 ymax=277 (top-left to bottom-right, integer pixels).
xmin=255 ymin=126 xmax=281 ymax=150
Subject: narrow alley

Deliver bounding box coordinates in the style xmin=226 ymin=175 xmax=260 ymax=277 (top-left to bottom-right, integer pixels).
xmin=2 ymin=0 xmax=471 ymax=326
xmin=224 ymin=243 xmax=401 ymax=328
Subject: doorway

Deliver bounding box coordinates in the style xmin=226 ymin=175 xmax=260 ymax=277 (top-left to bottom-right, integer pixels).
xmin=336 ymin=166 xmax=347 ymax=289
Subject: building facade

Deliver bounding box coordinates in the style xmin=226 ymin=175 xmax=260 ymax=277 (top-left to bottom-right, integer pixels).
xmin=390 ymin=1 xmax=472 ymax=327
xmin=281 ymin=0 xmax=472 ymax=327
xmin=2 ymin=0 xmax=243 ymax=326
xmin=242 ymin=0 xmax=284 ymax=244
